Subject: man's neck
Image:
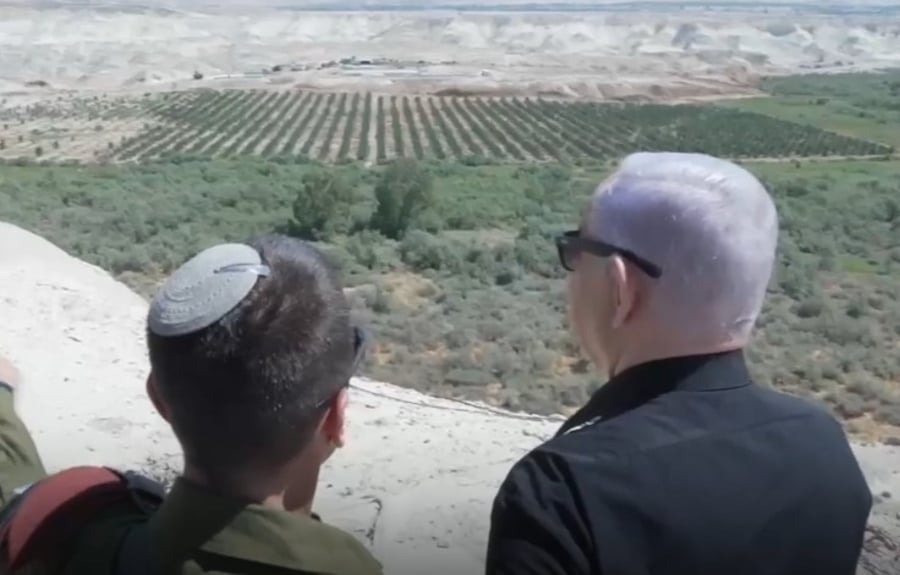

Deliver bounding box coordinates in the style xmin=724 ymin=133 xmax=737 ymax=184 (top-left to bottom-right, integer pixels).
xmin=261 ymin=492 xmax=314 ymax=515
xmin=182 ymin=463 xmax=318 ymax=514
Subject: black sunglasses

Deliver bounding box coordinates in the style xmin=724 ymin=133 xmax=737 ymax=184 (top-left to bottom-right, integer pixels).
xmin=555 ymin=230 xmax=662 ymax=278
xmin=314 ymin=326 xmax=370 ymax=410
xmin=350 ymin=326 xmax=370 ymax=374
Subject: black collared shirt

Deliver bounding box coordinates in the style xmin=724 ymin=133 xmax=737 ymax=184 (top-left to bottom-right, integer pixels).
xmin=485 ymin=351 xmax=872 ymax=575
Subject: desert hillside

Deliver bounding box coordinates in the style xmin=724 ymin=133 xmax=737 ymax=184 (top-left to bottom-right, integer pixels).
xmin=0 ymin=221 xmax=898 ymax=573
xmin=2 ymin=7 xmax=900 ymax=100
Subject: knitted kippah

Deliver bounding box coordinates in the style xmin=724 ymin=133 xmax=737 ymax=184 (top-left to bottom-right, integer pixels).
xmin=147 ymin=243 xmax=270 ymax=337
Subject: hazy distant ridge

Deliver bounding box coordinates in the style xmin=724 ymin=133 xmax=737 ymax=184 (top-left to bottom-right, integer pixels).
xmin=7 ymin=0 xmax=900 ymax=16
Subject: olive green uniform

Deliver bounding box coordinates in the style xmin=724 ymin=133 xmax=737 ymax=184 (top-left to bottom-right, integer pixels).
xmin=0 ymin=388 xmax=382 ymax=575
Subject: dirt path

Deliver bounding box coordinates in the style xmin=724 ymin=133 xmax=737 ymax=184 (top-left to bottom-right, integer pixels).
xmin=386 ymin=95 xmax=404 ymax=159
xmin=360 ymin=93 xmax=377 ymax=164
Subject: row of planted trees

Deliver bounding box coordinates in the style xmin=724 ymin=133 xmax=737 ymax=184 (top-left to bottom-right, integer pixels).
xmin=111 ymin=89 xmax=894 ymax=164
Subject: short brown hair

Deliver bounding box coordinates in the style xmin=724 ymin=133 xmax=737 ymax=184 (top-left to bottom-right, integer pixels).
xmin=147 ymin=235 xmax=354 ymax=484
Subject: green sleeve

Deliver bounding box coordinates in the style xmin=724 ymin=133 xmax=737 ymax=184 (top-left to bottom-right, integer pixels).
xmin=0 ymin=387 xmax=46 ymax=506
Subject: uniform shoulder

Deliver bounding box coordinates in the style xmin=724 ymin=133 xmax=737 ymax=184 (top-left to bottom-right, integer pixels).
xmin=158 ymin=479 xmax=384 ymax=575
xmin=184 ymin=516 xmax=384 ymax=575
xmin=311 ymin=519 xmax=383 ymax=574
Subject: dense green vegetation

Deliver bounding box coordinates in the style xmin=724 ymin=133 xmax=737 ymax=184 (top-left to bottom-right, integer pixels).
xmin=92 ymin=89 xmax=893 ymax=164
xmin=726 ymin=69 xmax=900 ymax=148
xmin=2 ymin=70 xmax=899 ymax=436
xmin=1 ymin=154 xmax=898 ymax=429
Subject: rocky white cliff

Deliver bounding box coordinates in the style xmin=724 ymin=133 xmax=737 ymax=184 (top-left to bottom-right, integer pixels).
xmin=0 ymin=221 xmax=897 ymax=574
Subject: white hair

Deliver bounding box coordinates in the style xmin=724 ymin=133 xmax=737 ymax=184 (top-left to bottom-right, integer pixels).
xmin=588 ymin=152 xmax=778 ymax=341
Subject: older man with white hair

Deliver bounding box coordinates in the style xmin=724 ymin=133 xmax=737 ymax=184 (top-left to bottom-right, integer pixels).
xmin=485 ymin=152 xmax=872 ymax=575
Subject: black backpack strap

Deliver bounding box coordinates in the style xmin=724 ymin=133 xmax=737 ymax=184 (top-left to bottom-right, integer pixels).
xmin=113 ymin=470 xmax=165 ymax=575
xmin=115 ymin=521 xmax=153 ymax=575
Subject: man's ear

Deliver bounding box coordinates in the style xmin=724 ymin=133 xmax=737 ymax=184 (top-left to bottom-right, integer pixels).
xmin=609 ymin=256 xmax=638 ymax=329
xmin=146 ymin=372 xmax=172 ymax=423
xmin=320 ymin=387 xmax=349 ymax=449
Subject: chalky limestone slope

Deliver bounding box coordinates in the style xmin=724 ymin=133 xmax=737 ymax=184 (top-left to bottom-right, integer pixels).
xmin=0 ymin=222 xmax=898 ymax=574
xmin=0 ymin=221 xmax=561 ymax=574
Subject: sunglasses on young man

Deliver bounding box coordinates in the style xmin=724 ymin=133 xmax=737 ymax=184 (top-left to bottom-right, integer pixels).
xmin=554 ymin=230 xmax=663 ymax=278
xmin=314 ymin=326 xmax=371 ymax=410
xmin=350 ymin=326 xmax=370 ymax=375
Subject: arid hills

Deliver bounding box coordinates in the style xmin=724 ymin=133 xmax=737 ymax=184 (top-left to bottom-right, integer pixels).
xmin=2 ymin=5 xmax=900 ymax=102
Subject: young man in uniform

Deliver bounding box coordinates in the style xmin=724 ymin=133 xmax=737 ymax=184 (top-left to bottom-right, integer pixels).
xmin=0 ymin=235 xmax=381 ymax=574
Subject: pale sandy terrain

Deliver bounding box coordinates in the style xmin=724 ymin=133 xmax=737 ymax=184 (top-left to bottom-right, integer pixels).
xmin=1 ymin=6 xmax=900 ymax=104
xmin=1 ymin=221 xmax=898 ymax=573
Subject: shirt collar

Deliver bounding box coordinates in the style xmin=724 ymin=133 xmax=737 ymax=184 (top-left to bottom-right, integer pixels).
xmin=557 ymin=349 xmax=752 ymax=436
